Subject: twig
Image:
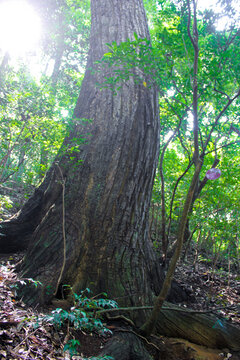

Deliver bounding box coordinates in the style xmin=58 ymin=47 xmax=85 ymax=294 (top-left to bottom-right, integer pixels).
xmin=98 ymin=304 xmax=238 ymax=316
xmin=114 ymin=328 xmax=161 ymax=352
xmin=106 ymin=313 xmax=135 ymax=327
xmin=203 ymin=89 xmax=240 ymax=154
xmin=13 ymin=327 xmax=39 ymax=351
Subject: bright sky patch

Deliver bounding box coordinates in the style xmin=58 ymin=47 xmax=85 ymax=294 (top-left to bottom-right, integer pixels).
xmin=0 ymin=0 xmax=41 ymax=56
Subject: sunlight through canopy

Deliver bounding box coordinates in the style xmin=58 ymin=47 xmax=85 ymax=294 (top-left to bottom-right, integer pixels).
xmin=0 ymin=0 xmax=41 ymax=56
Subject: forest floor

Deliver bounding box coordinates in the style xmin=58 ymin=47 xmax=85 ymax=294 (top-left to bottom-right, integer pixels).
xmin=0 ymin=251 xmax=239 ymax=360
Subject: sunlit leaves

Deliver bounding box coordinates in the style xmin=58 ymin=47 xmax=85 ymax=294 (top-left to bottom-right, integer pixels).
xmin=145 ymin=0 xmax=240 ymax=263
xmin=0 ymin=65 xmax=68 ymax=185
xmin=0 ymin=0 xmax=91 ymax=187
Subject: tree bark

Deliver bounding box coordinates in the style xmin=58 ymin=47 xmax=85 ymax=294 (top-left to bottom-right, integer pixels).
xmin=99 ymin=310 xmax=240 ymax=360
xmin=0 ymin=0 xmax=161 ymax=309
xmin=100 ymin=331 xmax=154 ymax=360
xmin=155 ymin=302 xmax=240 ymax=351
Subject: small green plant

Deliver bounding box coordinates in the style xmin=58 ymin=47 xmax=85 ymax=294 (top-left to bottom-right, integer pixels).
xmin=9 ymin=278 xmax=42 ymax=295
xmin=73 ymin=287 xmax=118 ymax=311
xmin=41 ymin=288 xmax=117 ymax=334
xmin=63 ymin=339 xmax=80 ymax=358
xmin=11 ymin=278 xmax=42 ymax=289
xmin=35 ymin=288 xmax=118 ymax=358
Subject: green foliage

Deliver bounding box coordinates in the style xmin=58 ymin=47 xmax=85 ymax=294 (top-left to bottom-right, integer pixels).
xmin=73 ymin=287 xmax=118 ymax=310
xmin=33 ymin=288 xmax=117 ymax=358
xmin=34 ymin=286 xmax=117 ymax=360
xmin=0 ymin=195 xmax=13 ymax=220
xmin=38 ymin=288 xmax=118 ymax=335
xmin=63 ymin=339 xmax=80 ymax=358
xmin=0 ymin=63 xmax=68 ymax=186
xmin=0 ymin=0 xmax=91 ymax=189
xmin=10 ymin=278 xmax=43 ymax=292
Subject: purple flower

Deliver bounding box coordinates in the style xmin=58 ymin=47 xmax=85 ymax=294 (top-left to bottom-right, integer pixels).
xmin=206 ymin=168 xmax=221 ymax=180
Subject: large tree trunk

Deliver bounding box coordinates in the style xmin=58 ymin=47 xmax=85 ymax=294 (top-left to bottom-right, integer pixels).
xmin=0 ymin=0 xmax=161 ymax=308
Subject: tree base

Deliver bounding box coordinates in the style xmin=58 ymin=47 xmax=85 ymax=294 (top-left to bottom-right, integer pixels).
xmin=99 ymin=329 xmax=240 ymax=360
xmin=99 ymin=331 xmax=155 ymax=360
xmin=156 ymin=302 xmax=240 ymax=351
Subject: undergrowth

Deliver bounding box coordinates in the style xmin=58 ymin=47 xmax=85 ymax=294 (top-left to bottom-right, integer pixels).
xmin=35 ymin=287 xmax=117 ymax=359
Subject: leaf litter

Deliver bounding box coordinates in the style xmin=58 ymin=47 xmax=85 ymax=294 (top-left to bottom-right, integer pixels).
xmin=0 ymin=254 xmax=107 ymax=360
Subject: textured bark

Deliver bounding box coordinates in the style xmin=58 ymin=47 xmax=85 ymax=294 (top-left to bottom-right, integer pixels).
xmin=0 ymin=0 xmax=160 ymax=309
xmin=99 ymin=318 xmax=240 ymax=360
xmin=99 ymin=331 xmax=154 ymax=360
xmin=0 ymin=168 xmax=61 ymax=252
xmin=156 ymin=303 xmax=240 ymax=351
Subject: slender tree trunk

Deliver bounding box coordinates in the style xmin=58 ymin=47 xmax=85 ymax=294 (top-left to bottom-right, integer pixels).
xmin=0 ymin=0 xmax=161 ymax=308
xmin=39 ymin=144 xmax=49 ymax=180
xmin=51 ymin=12 xmax=65 ymax=88
xmin=140 ymin=160 xmax=202 ymax=336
